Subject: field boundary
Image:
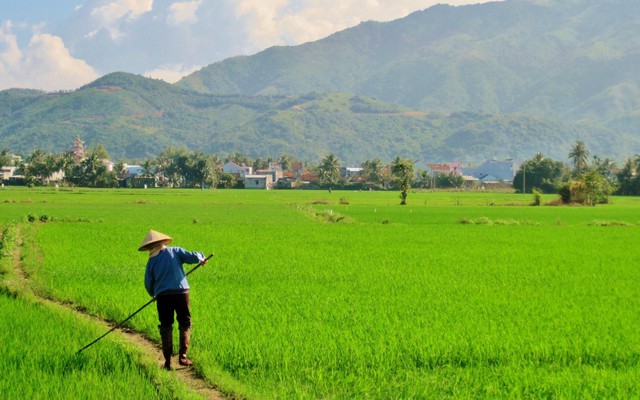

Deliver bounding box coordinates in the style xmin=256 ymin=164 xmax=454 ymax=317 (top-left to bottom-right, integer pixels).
xmin=1 ymin=223 xmax=230 ymax=400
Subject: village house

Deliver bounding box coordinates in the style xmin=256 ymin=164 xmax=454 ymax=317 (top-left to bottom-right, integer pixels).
xmin=256 ymin=169 xmax=281 ymax=185
xmin=290 ymin=162 xmax=304 ymax=178
xmin=1 ymin=166 xmax=17 ymax=182
xmin=121 ymin=165 xmax=155 ymax=188
xmin=341 ymin=167 xmax=363 ymax=179
xmin=222 ymin=162 xmax=252 ymax=178
xmin=426 ymin=163 xmax=463 ymax=176
xmin=463 ymin=159 xmax=518 ymax=183
xmin=244 ymin=174 xmax=273 ymax=189
xmin=276 ymin=176 xmax=299 ymax=189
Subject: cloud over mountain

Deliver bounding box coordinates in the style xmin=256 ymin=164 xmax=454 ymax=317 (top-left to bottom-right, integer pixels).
xmin=0 ymin=0 xmax=495 ymax=90
xmin=0 ymin=22 xmax=99 ymax=91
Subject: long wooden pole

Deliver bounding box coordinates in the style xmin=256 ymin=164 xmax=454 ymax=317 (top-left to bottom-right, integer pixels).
xmin=75 ymin=253 xmax=214 ymax=354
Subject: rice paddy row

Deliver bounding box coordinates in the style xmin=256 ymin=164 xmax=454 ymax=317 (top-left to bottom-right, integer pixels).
xmin=1 ymin=187 xmax=639 ymax=398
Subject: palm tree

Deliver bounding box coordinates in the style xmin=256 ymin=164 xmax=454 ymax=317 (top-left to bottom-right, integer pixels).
xmin=279 ymin=154 xmax=292 ymax=171
xmin=361 ymin=158 xmax=384 ymax=188
xmin=141 ymin=159 xmax=155 ymax=179
xmin=317 ymin=153 xmax=341 ymax=187
xmin=569 ymin=141 xmax=590 ymax=173
xmin=26 ymin=149 xmax=47 ymax=184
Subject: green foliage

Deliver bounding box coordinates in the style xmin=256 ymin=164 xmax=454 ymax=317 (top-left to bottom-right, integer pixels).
xmin=3 ymin=188 xmax=640 ymax=398
xmin=316 ymin=153 xmax=342 ymax=187
xmin=177 ymin=1 xmax=640 ymax=146
xmin=616 ymin=156 xmax=640 ymax=196
xmin=567 ymin=170 xmax=614 ymax=206
xmin=532 ymin=188 xmax=543 ymax=206
xmin=391 ymin=156 xmax=414 ymax=205
xmin=513 ymin=153 xmax=569 ymax=194
xmin=0 ymin=293 xmax=202 ymax=400
xmin=0 ymin=73 xmax=636 ymax=165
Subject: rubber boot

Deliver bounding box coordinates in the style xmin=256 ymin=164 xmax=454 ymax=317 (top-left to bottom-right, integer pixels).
xmin=159 ymin=325 xmax=173 ymax=370
xmin=178 ymin=327 xmax=193 ymax=366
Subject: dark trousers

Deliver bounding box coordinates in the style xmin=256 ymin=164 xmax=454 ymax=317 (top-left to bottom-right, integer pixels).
xmin=156 ymin=292 xmax=191 ymax=330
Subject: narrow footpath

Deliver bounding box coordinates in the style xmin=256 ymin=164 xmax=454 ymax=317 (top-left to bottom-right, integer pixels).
xmin=4 ymin=225 xmax=229 ymax=400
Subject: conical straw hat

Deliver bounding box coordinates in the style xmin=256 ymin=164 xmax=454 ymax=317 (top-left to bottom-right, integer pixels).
xmin=138 ymin=230 xmax=172 ymax=251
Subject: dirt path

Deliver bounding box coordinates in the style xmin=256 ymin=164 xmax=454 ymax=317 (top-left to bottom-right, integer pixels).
xmin=6 ymin=225 xmax=229 ymax=400
xmin=73 ymin=307 xmax=227 ymax=400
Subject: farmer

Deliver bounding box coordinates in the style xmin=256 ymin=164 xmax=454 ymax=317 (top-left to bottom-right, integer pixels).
xmin=139 ymin=229 xmax=207 ymax=370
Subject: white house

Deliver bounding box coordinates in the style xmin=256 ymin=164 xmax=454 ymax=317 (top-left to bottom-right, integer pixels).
xmin=341 ymin=167 xmax=363 ymax=178
xmin=222 ymin=162 xmax=252 ymax=178
xmin=244 ymin=174 xmax=273 ymax=189
xmin=1 ymin=166 xmax=17 ymax=181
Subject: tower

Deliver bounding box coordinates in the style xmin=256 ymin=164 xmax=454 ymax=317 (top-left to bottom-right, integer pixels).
xmin=72 ymin=135 xmax=86 ymax=162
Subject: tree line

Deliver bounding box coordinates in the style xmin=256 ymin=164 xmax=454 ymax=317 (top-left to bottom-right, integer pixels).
xmin=2 ymin=140 xmax=640 ymax=205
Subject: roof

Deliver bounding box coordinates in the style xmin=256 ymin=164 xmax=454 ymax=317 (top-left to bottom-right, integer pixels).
xmin=244 ymin=174 xmax=269 ymax=179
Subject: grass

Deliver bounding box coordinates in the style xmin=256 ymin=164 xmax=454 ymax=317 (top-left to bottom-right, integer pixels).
xmin=1 ymin=187 xmax=640 ymax=398
xmin=0 ymin=221 xmax=204 ymax=400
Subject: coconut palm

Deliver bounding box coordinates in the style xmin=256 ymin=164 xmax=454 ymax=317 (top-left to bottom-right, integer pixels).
xmin=317 ymin=153 xmax=341 ymax=187
xmin=569 ymin=140 xmax=590 ymax=173
xmin=361 ymin=158 xmax=384 ymax=188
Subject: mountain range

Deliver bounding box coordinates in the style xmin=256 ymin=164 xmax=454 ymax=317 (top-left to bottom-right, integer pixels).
xmin=1 ymin=0 xmax=639 ymax=164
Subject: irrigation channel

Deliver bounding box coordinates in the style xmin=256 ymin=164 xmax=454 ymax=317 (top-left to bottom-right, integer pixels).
xmin=2 ymin=225 xmax=229 ymax=400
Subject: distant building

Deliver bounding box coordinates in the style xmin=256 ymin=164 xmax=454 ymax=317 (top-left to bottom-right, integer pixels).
xmin=102 ymin=159 xmax=114 ymax=172
xmin=256 ymin=169 xmax=281 ymax=184
xmin=126 ymin=165 xmax=144 ymax=176
xmin=72 ymin=135 xmax=86 ymax=163
xmin=426 ymin=163 xmax=463 ymax=176
xmin=244 ymin=174 xmax=273 ymax=189
xmin=222 ymin=162 xmax=252 ymax=178
xmin=341 ymin=167 xmax=363 ymax=178
xmin=1 ymin=166 xmax=17 ymax=181
xmin=463 ymin=159 xmax=518 ymax=183
xmin=122 ymin=165 xmax=155 ymax=188
xmin=276 ymin=177 xmax=299 ymax=189
xmin=290 ymin=162 xmax=304 ymax=178
xmin=462 ymin=175 xmax=481 ymax=188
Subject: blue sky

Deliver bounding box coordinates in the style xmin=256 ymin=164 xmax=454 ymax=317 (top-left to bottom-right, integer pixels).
xmin=0 ymin=0 xmax=498 ymax=91
xmin=0 ymin=2 xmax=78 ymax=24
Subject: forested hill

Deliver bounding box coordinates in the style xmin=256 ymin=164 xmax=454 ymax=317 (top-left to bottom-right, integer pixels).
xmin=0 ymin=72 xmax=631 ymax=163
xmin=2 ymin=0 xmax=640 ymax=163
xmin=177 ymin=0 xmax=640 ymax=133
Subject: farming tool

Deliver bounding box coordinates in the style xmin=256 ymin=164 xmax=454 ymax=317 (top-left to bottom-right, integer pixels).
xmin=75 ymin=253 xmax=214 ymax=354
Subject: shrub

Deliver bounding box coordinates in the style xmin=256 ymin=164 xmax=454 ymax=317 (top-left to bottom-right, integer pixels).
xmin=532 ymin=188 xmax=542 ymax=206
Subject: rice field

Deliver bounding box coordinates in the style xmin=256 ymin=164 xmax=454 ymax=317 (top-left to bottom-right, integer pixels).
xmin=1 ymin=187 xmax=640 ymax=399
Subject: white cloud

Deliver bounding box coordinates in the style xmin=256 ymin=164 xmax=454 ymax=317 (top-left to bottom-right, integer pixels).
xmin=91 ymin=0 xmax=154 ymax=21
xmin=0 ymin=23 xmax=99 ymax=91
xmin=0 ymin=22 xmax=22 ymax=68
xmin=1 ymin=0 xmax=499 ymax=90
xmin=167 ymin=0 xmax=202 ymax=26
xmin=235 ymin=0 xmax=502 ymax=52
xmin=144 ymin=63 xmax=201 ymax=83
xmin=89 ymin=0 xmax=154 ymax=40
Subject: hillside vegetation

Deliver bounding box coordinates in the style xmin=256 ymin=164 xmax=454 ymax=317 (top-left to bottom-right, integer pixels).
xmin=178 ymin=0 xmax=640 ymax=129
xmin=0 ymin=73 xmax=627 ymax=163
xmin=1 ymin=0 xmax=639 ymax=163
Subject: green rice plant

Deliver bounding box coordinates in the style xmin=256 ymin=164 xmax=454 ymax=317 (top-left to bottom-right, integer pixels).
xmin=0 ymin=293 xmax=205 ymax=400
xmin=1 ymin=188 xmax=640 ymax=398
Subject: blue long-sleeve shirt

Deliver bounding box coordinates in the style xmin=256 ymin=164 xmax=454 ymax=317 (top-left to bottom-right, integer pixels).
xmin=144 ymin=247 xmax=205 ymax=297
